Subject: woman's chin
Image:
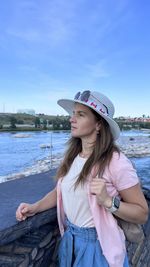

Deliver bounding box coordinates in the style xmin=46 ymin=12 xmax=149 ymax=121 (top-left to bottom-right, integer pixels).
xmin=71 ymin=132 xmax=80 ymax=138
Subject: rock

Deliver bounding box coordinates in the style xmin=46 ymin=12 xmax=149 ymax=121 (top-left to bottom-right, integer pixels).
xmin=129 ymin=137 xmax=135 ymax=141
xmin=40 ymin=144 xmax=53 ymax=149
xmin=13 ymin=134 xmax=31 ymax=138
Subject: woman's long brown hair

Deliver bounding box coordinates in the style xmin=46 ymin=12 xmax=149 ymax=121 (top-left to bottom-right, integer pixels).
xmin=56 ymin=109 xmax=120 ymax=187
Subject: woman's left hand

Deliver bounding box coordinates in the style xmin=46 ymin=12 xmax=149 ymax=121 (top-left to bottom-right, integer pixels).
xmin=90 ymin=178 xmax=112 ymax=208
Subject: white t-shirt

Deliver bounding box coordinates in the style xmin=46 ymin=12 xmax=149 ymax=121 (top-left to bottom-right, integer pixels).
xmin=61 ymin=154 xmax=95 ymax=227
xmin=61 ymin=152 xmax=139 ymax=228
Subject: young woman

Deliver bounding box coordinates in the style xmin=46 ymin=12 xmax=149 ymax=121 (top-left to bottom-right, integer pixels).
xmin=16 ymin=90 xmax=148 ymax=267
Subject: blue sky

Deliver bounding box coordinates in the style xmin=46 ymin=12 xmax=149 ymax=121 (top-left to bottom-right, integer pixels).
xmin=0 ymin=0 xmax=150 ymax=117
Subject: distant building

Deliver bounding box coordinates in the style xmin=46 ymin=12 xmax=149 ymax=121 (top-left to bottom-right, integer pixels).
xmin=17 ymin=109 xmax=36 ymax=115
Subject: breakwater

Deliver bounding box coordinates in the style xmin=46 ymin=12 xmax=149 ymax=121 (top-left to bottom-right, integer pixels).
xmin=0 ymin=170 xmax=59 ymax=267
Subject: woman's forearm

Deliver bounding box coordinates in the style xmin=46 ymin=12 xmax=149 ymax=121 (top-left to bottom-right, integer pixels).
xmin=34 ymin=188 xmax=57 ymax=213
xmin=113 ymin=201 xmax=148 ymax=224
xmin=114 ymin=184 xmax=149 ymax=224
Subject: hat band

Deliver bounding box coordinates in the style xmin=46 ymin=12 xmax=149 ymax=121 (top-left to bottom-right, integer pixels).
xmin=74 ymin=91 xmax=109 ymax=116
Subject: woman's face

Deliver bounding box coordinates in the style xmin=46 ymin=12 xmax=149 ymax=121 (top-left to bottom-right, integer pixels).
xmin=70 ymin=103 xmax=100 ymax=140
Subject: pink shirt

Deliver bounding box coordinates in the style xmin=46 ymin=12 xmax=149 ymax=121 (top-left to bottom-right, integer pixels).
xmin=57 ymin=152 xmax=139 ymax=267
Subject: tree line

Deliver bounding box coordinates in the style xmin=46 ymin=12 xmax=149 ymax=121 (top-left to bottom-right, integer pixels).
xmin=0 ymin=113 xmax=150 ymax=131
xmin=0 ymin=114 xmax=71 ymax=131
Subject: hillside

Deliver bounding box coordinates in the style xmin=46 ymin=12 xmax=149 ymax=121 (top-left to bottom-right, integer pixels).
xmin=0 ymin=113 xmax=70 ymax=131
xmin=0 ymin=113 xmax=150 ymax=131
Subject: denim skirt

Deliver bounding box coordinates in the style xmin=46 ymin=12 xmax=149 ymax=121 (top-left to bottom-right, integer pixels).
xmin=58 ymin=220 xmax=129 ymax=267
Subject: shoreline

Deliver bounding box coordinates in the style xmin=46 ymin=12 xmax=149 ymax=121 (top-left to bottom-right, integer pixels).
xmin=0 ymin=156 xmax=62 ymax=183
xmin=117 ymin=135 xmax=150 ymax=157
xmin=1 ymin=134 xmax=150 ymax=183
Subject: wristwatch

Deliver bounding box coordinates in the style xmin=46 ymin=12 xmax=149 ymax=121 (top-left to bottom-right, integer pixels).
xmin=106 ymin=196 xmax=120 ymax=213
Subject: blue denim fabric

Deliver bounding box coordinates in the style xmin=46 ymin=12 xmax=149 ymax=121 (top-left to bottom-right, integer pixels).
xmin=58 ymin=220 xmax=129 ymax=267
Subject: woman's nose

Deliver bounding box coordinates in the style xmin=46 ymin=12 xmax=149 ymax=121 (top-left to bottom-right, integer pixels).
xmin=70 ymin=114 xmax=76 ymax=123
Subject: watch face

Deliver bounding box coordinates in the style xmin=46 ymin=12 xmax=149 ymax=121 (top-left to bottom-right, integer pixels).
xmin=106 ymin=196 xmax=120 ymax=213
xmin=114 ymin=197 xmax=120 ymax=209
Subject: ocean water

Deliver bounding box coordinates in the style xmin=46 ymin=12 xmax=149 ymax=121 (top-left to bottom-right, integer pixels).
xmin=0 ymin=130 xmax=150 ymax=189
xmin=0 ymin=131 xmax=70 ymax=178
xmin=131 ymin=157 xmax=150 ymax=190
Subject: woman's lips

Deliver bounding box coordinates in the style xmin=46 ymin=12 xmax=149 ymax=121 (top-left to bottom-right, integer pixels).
xmin=71 ymin=126 xmax=77 ymax=130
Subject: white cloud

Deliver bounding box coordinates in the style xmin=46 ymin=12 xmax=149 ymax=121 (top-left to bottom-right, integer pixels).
xmin=86 ymin=61 xmax=109 ymax=78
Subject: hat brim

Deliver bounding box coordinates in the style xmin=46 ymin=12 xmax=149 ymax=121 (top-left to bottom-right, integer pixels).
xmin=57 ymin=99 xmax=120 ymax=140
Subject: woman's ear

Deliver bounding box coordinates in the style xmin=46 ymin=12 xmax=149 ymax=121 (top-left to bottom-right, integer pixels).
xmin=96 ymin=121 xmax=101 ymax=133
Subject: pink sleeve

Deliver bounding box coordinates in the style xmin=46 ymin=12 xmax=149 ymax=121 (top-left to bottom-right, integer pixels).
xmin=109 ymin=152 xmax=139 ymax=191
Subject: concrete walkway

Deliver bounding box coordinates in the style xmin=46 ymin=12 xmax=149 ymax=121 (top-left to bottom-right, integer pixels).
xmin=0 ymin=170 xmax=56 ymax=232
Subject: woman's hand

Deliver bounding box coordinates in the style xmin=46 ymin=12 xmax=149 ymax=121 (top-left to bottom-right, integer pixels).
xmin=90 ymin=178 xmax=112 ymax=208
xmin=16 ymin=189 xmax=57 ymax=222
xmin=16 ymin=202 xmax=37 ymax=221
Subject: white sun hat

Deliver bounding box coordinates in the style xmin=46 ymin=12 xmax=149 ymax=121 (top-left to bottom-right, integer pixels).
xmin=57 ymin=90 xmax=120 ymax=140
